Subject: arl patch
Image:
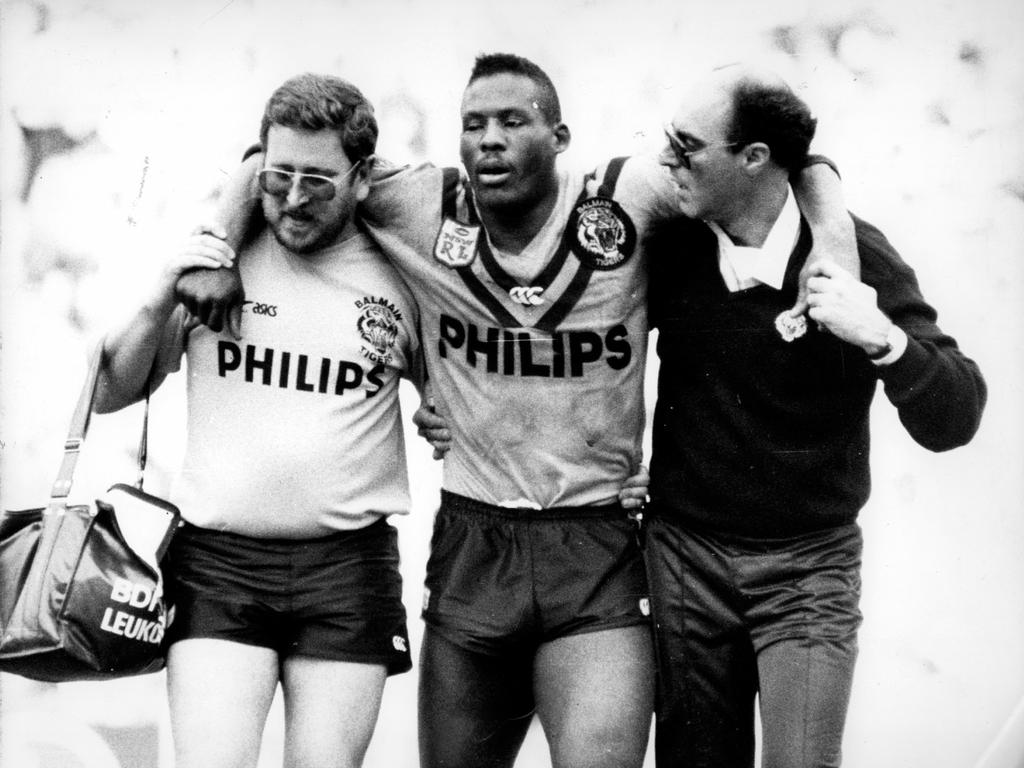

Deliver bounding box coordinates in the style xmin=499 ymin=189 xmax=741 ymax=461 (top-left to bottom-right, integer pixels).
xmin=434 ymin=218 xmax=480 ymax=268
xmin=568 ymin=197 xmax=636 ymax=270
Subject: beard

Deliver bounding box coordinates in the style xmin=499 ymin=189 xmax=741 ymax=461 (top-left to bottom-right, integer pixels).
xmin=264 ymin=201 xmax=346 ymax=255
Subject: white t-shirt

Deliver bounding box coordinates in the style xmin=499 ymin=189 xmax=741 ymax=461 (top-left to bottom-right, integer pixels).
xmin=155 ymin=228 xmax=420 ymax=537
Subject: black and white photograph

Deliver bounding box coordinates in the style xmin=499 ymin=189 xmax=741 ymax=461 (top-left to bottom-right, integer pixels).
xmin=1 ymin=1 xmax=1021 ymax=766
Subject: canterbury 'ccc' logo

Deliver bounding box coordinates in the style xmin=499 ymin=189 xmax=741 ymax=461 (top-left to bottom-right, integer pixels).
xmin=508 ymin=286 xmax=544 ymax=306
xmin=568 ymin=197 xmax=636 ymax=270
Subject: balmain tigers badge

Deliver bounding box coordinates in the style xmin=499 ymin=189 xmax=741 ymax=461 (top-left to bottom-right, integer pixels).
xmin=356 ymin=296 xmax=402 ymax=365
xmin=434 ymin=218 xmax=479 ymax=268
xmin=569 ymin=197 xmax=636 ymax=270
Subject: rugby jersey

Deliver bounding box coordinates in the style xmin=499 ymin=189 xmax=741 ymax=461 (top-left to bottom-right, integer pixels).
xmin=361 ymin=155 xmax=678 ymax=508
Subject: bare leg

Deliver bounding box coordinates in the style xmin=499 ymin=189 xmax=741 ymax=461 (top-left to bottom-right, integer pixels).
xmin=534 ymin=626 xmax=655 ymax=768
xmin=280 ymin=655 xmax=388 ymax=768
xmin=418 ymin=628 xmax=535 ymax=768
xmin=167 ymin=639 xmax=279 ymax=768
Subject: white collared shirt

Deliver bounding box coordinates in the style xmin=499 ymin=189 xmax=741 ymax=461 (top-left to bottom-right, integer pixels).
xmin=708 ymin=186 xmax=800 ymax=292
xmin=707 ymin=189 xmax=908 ymax=366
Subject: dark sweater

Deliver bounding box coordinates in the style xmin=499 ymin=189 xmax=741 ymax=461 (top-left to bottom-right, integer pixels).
xmin=647 ymin=214 xmax=986 ymax=538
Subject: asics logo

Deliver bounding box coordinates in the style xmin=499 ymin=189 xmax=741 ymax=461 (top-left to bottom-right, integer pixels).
xmin=509 ymin=286 xmax=544 ymax=306
xmin=242 ymin=301 xmax=278 ymax=317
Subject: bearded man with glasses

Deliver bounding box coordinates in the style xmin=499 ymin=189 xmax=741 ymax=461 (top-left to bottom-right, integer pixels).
xmin=94 ymin=73 xmax=423 ymax=768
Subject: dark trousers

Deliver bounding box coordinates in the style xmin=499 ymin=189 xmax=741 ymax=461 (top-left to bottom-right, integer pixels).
xmin=645 ymin=516 xmax=863 ymax=768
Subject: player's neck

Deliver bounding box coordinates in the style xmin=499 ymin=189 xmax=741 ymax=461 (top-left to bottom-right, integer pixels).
xmin=478 ymin=183 xmax=560 ymax=255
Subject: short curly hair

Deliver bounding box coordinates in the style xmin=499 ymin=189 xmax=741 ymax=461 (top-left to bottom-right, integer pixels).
xmin=467 ymin=52 xmax=562 ymax=125
xmin=259 ymin=73 xmax=377 ymax=163
xmin=726 ymin=79 xmax=816 ymax=173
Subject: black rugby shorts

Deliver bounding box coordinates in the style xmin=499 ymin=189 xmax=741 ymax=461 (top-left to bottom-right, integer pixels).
xmin=422 ymin=490 xmax=650 ymax=656
xmin=165 ymin=517 xmax=411 ymax=674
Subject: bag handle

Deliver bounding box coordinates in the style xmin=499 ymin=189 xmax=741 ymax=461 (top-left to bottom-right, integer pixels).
xmin=49 ymin=340 xmax=153 ymax=504
xmin=135 ymin=382 xmax=152 ymax=491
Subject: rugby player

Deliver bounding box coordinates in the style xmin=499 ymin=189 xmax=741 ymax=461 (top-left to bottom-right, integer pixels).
xmin=178 ymin=54 xmax=856 ymax=768
xmin=96 ymin=74 xmax=420 ymax=768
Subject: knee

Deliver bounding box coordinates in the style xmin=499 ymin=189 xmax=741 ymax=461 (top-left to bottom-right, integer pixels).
xmin=549 ymin=719 xmax=650 ymax=768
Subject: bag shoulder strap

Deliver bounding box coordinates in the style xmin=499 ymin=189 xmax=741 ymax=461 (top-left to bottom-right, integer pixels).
xmin=49 ymin=340 xmax=105 ymax=501
xmin=49 ymin=341 xmax=154 ymax=503
xmin=135 ymin=385 xmax=151 ymax=490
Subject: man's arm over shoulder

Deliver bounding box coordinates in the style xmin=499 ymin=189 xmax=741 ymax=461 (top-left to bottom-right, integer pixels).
xmin=622 ymin=151 xmax=859 ymax=318
xmin=605 ymin=153 xmax=683 ymax=224
xmin=791 ymin=157 xmax=859 ymax=313
xmin=361 ymin=159 xmax=449 ymax=251
xmin=362 ymin=158 xmax=440 ymax=221
xmin=97 ymin=230 xmax=234 ymax=413
xmin=807 ymin=217 xmax=986 ymax=451
xmin=175 ymin=153 xmax=263 ymax=337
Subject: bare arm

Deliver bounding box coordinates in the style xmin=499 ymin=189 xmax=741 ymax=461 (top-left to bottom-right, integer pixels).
xmin=96 ymin=228 xmax=234 ymax=413
xmin=791 ymin=161 xmax=859 ymax=315
xmin=174 ymin=153 xmax=263 ymax=338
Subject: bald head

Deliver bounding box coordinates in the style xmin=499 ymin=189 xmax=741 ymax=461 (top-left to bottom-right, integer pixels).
xmin=661 ymin=63 xmax=817 ymax=226
xmin=706 ymin=63 xmax=817 ymax=172
xmin=709 ymin=62 xmax=791 ymax=92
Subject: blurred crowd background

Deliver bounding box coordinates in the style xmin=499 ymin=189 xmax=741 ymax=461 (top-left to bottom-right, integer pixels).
xmin=1 ymin=0 xmax=1022 ymax=766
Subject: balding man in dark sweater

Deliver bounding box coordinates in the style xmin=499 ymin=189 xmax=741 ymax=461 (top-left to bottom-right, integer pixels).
xmin=644 ymin=66 xmax=986 ymax=768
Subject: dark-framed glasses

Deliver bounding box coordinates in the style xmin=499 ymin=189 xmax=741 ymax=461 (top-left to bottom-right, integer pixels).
xmin=258 ymin=161 xmax=362 ymax=202
xmin=663 ymin=125 xmax=738 ymax=169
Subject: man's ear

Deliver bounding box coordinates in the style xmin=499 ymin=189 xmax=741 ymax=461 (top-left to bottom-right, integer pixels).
xmin=553 ymin=123 xmax=571 ymax=154
xmin=355 ymin=154 xmax=374 ymax=202
xmin=741 ymin=142 xmax=771 ymax=173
